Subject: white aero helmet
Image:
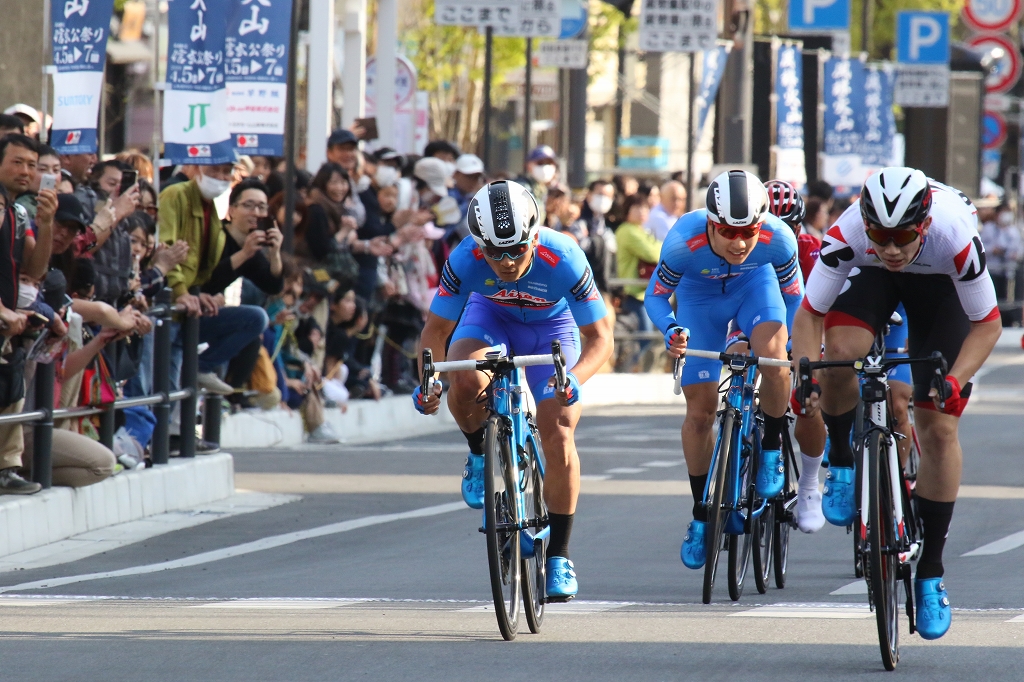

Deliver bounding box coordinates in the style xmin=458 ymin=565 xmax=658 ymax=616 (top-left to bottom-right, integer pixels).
xmin=468 ymin=180 xmax=540 ymax=248
xmin=705 ymin=170 xmax=769 ymax=227
xmin=859 ymin=167 xmax=932 ymax=229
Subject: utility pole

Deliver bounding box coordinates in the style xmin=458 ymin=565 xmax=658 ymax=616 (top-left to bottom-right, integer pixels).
xmin=341 ymin=0 xmax=367 ymax=132
xmin=307 ymin=0 xmax=336 ymax=171
xmin=715 ymin=0 xmax=754 ymax=164
xmin=376 ymin=0 xmax=397 ymax=147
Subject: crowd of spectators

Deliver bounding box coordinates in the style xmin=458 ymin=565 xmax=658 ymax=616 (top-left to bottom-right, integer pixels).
xmin=2 ymin=97 xmax=1022 ymax=495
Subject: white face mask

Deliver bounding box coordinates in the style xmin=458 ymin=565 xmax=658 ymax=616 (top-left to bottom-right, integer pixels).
xmin=196 ymin=173 xmax=231 ymax=200
xmin=17 ymin=283 xmax=38 ymax=309
xmin=531 ymin=164 xmax=556 ymax=184
xmin=356 ymin=175 xmax=372 ymax=192
xmin=375 ymin=166 xmax=400 ymax=188
xmin=588 ymin=195 xmax=613 ymax=216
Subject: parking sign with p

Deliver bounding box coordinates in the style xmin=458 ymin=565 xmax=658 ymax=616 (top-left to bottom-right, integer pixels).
xmin=897 ymin=11 xmax=950 ymax=64
xmin=788 ymin=0 xmax=850 ymax=31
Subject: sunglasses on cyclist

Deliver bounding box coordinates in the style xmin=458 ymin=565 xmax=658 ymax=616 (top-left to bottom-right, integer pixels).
xmin=865 ymin=225 xmax=922 ymax=247
xmin=483 ymin=242 xmax=532 ymax=261
xmin=711 ymin=220 xmax=761 ymax=241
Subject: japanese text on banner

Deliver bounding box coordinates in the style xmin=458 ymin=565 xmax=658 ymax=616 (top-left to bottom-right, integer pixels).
xmin=226 ymin=0 xmax=293 ymax=156
xmin=50 ymin=0 xmax=116 ymax=154
xmin=639 ymin=0 xmax=718 ymax=53
xmin=164 ymin=0 xmax=234 ymax=165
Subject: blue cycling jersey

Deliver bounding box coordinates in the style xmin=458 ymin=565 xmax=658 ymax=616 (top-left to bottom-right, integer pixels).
xmin=645 ymin=210 xmax=804 ymax=335
xmin=430 ymin=229 xmax=608 ymax=327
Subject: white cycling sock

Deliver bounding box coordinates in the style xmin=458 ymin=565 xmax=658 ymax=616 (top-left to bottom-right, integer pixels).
xmin=799 ymin=452 xmax=823 ymax=490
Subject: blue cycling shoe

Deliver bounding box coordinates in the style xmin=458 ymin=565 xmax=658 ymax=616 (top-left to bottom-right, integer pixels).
xmin=461 ymin=454 xmax=485 ymax=509
xmin=545 ymin=557 xmax=578 ymax=599
xmin=756 ymin=448 xmax=785 ymax=499
xmin=915 ymin=578 xmax=952 ymax=640
xmin=822 ymin=466 xmax=856 ymax=526
xmin=681 ymin=520 xmax=707 ymax=569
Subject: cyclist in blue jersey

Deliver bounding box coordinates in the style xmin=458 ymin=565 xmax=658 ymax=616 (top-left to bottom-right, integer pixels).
xmin=644 ymin=170 xmax=802 ymax=570
xmin=414 ymin=180 xmax=614 ymax=600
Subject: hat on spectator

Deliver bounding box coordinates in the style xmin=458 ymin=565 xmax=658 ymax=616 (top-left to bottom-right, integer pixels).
xmin=527 ymin=145 xmax=556 ymax=164
xmin=373 ymin=147 xmax=403 ymax=164
xmin=327 ymin=129 xmax=358 ymax=148
xmin=3 ymin=104 xmax=39 ymax=124
xmin=455 ymin=154 xmax=485 ymax=176
xmin=55 ymin=193 xmax=90 ymax=231
xmin=414 ymin=157 xmax=450 ymax=198
xmin=42 ymin=268 xmax=69 ymax=311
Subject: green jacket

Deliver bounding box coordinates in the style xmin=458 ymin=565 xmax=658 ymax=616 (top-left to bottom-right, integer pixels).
xmin=615 ymin=221 xmax=663 ymax=300
xmin=14 ymin=193 xmax=37 ymax=219
xmin=158 ymin=179 xmax=226 ymax=300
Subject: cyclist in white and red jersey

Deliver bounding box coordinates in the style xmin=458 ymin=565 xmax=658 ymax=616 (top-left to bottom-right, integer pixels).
xmin=791 ymin=167 xmax=1001 ymax=641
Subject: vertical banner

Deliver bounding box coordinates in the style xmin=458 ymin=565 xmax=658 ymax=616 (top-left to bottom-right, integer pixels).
xmin=821 ymin=55 xmax=869 ymax=187
xmin=773 ymin=41 xmax=806 ymax=185
xmin=694 ymin=43 xmax=732 ymax=140
xmin=164 ymin=0 xmax=233 ymax=165
xmin=50 ymin=0 xmax=117 ymax=154
xmin=226 ymin=0 xmax=293 ymax=157
xmin=858 ymin=63 xmax=895 ymax=168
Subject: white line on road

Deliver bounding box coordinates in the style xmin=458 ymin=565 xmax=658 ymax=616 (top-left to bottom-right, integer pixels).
xmin=192 ymin=600 xmax=353 ymax=610
xmin=962 ymin=529 xmax=1024 ymax=556
xmin=829 ymin=581 xmax=867 ymax=596
xmin=642 ymin=460 xmax=684 ymax=468
xmin=0 ymin=502 xmax=466 ymax=594
xmin=604 ymin=467 xmax=646 ymax=475
xmin=460 ymin=601 xmax=631 ymax=614
xmin=730 ymin=603 xmax=872 ymax=619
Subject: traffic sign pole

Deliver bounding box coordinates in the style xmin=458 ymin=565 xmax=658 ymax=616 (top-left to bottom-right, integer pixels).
xmin=483 ymin=27 xmax=493 ymax=169
xmin=524 ymin=37 xmax=532 ymax=173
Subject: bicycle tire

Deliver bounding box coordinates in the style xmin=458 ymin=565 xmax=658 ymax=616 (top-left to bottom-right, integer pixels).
xmin=753 ymin=501 xmax=774 ymax=594
xmin=483 ymin=416 xmax=521 ymax=641
xmin=867 ymin=428 xmax=900 ymax=670
xmin=703 ymin=410 xmax=735 ymax=605
xmin=521 ymin=435 xmax=546 ymax=634
xmin=728 ymin=444 xmax=754 ymax=601
xmin=773 ymin=501 xmax=790 ymax=589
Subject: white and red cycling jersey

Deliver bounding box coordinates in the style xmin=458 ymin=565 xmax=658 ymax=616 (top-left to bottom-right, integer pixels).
xmin=802 ymin=182 xmax=999 ymax=323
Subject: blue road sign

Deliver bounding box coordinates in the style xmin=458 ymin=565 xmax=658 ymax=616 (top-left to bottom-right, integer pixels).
xmin=560 ymin=0 xmax=587 ymax=39
xmin=896 ymin=11 xmax=950 ymax=65
xmin=788 ymin=0 xmax=850 ymax=31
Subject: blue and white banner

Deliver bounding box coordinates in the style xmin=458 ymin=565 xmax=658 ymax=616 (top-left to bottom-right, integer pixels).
xmin=226 ymin=0 xmax=293 ymax=157
xmin=50 ymin=0 xmax=116 ymax=154
xmin=823 ymin=56 xmax=865 ymax=156
xmin=773 ymin=42 xmax=806 ymax=185
xmin=694 ymin=43 xmax=732 ymax=141
xmin=858 ymin=64 xmax=895 ymax=167
xmin=163 ymin=0 xmax=233 ymax=165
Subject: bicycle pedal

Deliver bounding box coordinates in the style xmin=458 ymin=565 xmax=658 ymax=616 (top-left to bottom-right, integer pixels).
xmin=544 ymin=595 xmax=575 ymax=604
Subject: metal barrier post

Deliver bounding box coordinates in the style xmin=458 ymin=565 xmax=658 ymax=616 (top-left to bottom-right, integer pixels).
xmin=203 ymin=395 xmax=221 ymax=446
xmin=32 ymin=362 xmax=54 ymax=489
xmin=151 ymin=288 xmax=172 ymax=464
xmin=98 ymin=404 xmax=115 ymax=449
xmin=178 ymin=286 xmax=200 ymax=458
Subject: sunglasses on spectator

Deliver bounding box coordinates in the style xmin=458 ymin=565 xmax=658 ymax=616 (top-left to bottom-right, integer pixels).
xmin=483 ymin=242 xmax=532 ymax=261
xmin=711 ymin=220 xmax=761 ymax=241
xmin=236 ymin=201 xmax=269 ymax=214
xmin=865 ymin=225 xmax=922 ymax=247
xmin=142 ymin=205 xmax=158 ymax=217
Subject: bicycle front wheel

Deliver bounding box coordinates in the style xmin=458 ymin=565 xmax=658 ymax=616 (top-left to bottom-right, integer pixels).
xmin=521 ymin=435 xmax=546 ymax=634
xmin=728 ymin=444 xmax=754 ymax=601
xmin=483 ymin=416 xmax=521 ymax=641
xmin=752 ymin=501 xmax=774 ymax=594
xmin=867 ymin=429 xmax=900 ymax=670
xmin=773 ymin=499 xmax=791 ymax=589
xmin=703 ymin=410 xmax=735 ymax=605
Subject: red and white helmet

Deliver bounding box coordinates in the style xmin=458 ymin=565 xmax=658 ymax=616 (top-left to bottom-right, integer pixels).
xmin=764 ymin=179 xmax=806 ymax=226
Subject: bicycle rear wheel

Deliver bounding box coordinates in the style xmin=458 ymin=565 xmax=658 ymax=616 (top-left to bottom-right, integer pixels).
xmin=753 ymin=501 xmax=774 ymax=594
xmin=867 ymin=429 xmax=900 ymax=670
xmin=703 ymin=410 xmax=735 ymax=605
xmin=773 ymin=501 xmax=790 ymax=589
xmin=483 ymin=416 xmax=521 ymax=641
xmin=521 ymin=435 xmax=546 ymax=634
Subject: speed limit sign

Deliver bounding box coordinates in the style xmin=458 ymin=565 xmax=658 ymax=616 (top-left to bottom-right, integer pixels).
xmin=968 ymin=33 xmax=1022 ymax=94
xmin=962 ymin=0 xmax=1022 ymax=33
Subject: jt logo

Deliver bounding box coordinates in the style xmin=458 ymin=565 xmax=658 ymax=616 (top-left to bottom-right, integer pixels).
xmin=183 ymin=103 xmax=211 ymax=132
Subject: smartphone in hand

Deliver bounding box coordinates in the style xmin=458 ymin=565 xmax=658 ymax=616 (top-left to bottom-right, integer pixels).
xmin=39 ymin=173 xmax=57 ymax=192
xmin=119 ymin=169 xmax=138 ymax=195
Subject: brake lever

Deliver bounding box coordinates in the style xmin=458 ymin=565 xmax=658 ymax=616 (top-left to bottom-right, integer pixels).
xmin=421 ymin=349 xmax=435 ymax=403
xmin=797 ymin=357 xmax=812 ymax=407
xmin=930 ymin=351 xmax=949 ymax=407
xmin=551 ymin=340 xmax=567 ymax=392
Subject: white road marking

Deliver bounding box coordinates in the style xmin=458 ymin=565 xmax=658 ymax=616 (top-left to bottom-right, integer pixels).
xmin=962 ymin=529 xmax=1024 ymax=556
xmin=642 ymin=460 xmax=684 ymax=468
xmin=1006 ymin=614 xmax=1024 ymax=622
xmin=0 ymin=596 xmax=101 ymax=606
xmin=830 ymin=581 xmax=867 ymax=596
xmin=0 ymin=502 xmax=465 ymax=594
xmin=730 ymin=603 xmax=872 ymax=619
xmin=604 ymin=467 xmax=646 ymax=475
xmin=579 ymin=474 xmax=612 ymax=481
xmin=460 ymin=600 xmax=633 ymax=614
xmin=0 ymin=492 xmax=299 ymax=574
xmin=192 ymin=599 xmax=352 ymax=610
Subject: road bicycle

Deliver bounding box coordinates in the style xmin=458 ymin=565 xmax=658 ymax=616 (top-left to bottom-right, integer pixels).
xmin=421 ymin=341 xmax=567 ymax=641
xmin=673 ymin=349 xmax=792 ymax=604
xmin=797 ymin=330 xmax=948 ymax=670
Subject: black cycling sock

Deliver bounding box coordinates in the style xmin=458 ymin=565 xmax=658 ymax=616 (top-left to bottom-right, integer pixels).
xmin=821 ymin=408 xmax=857 ymax=468
xmin=690 ymin=474 xmax=709 ymax=522
xmin=547 ymin=513 xmax=574 ymax=559
xmin=916 ymin=496 xmax=955 ymax=580
xmin=463 ymin=428 xmax=485 ymax=455
xmin=761 ymin=413 xmax=786 ymax=451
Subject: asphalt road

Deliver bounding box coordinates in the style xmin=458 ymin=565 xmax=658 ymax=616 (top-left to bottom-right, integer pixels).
xmin=1 ymin=346 xmax=1022 ymax=681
